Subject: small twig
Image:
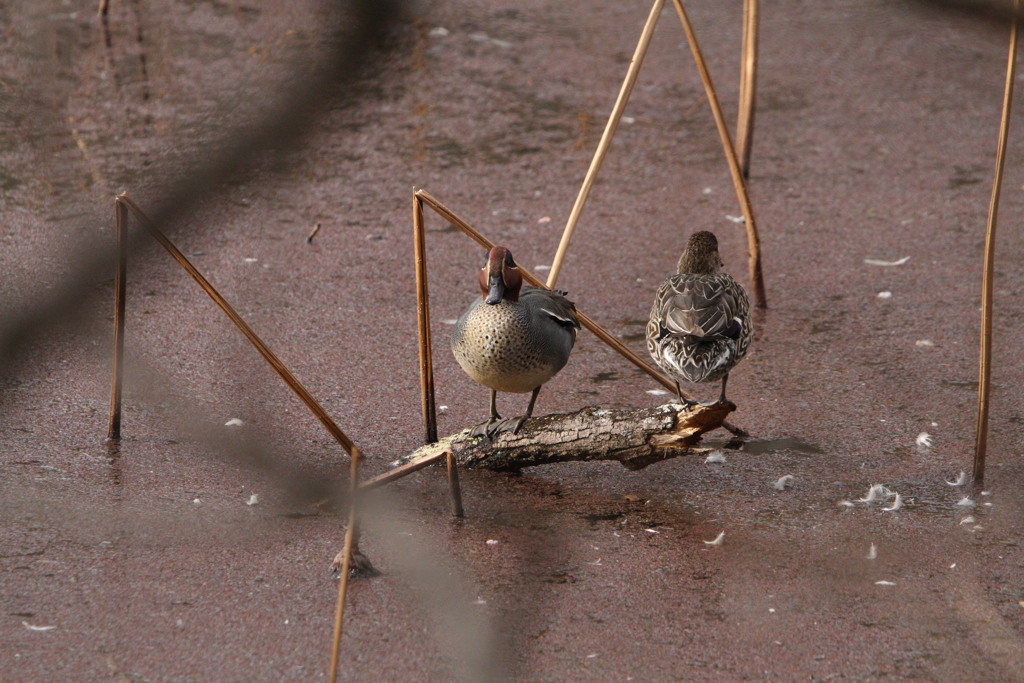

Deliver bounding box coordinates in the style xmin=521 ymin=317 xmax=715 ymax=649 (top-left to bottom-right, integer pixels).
xmin=671 ymin=0 xmax=766 ymax=308
xmin=736 ymin=0 xmax=759 ymax=178
xmin=545 ymin=0 xmax=666 ymax=288
xmin=306 ymin=222 xmax=322 ymax=244
xmin=413 ymin=189 xmax=748 ymax=437
xmin=98 ymin=0 xmax=110 ymax=17
xmin=682 ymin=92 xmax=708 ymax=119
xmin=328 ymin=446 xmax=364 ymax=682
xmin=107 ymin=198 xmax=128 ymax=440
xmin=974 ymin=2 xmax=1019 ymax=485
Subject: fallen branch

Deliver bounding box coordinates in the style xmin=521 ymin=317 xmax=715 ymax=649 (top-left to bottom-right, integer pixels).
xmin=396 ymin=402 xmax=736 ymax=472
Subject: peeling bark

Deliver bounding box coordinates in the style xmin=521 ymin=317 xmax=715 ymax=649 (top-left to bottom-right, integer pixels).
xmin=396 ymin=402 xmax=735 ymax=471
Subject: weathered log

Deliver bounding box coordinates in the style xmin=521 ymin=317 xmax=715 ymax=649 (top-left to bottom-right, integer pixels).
xmin=395 ymin=402 xmax=736 ymax=472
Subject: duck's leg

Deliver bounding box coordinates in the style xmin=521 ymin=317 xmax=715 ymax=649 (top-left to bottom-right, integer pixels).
xmin=470 ymin=389 xmax=502 ymax=438
xmin=675 ymin=381 xmax=699 ymax=407
xmin=692 ymin=374 xmax=732 ymax=408
xmin=708 ymin=370 xmax=733 ymax=409
xmin=495 ymin=385 xmax=541 ymax=436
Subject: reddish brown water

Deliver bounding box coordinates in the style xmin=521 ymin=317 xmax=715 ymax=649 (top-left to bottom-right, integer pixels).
xmin=2 ymin=1 xmax=1023 ymax=680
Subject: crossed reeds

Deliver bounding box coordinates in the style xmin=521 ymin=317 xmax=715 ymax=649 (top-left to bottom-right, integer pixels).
xmin=103 ymin=3 xmax=765 ymax=675
xmin=99 ymin=0 xmax=1020 ymax=679
xmin=545 ymin=0 xmax=765 ymax=307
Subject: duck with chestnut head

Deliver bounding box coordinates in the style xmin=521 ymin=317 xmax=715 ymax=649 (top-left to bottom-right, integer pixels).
xmin=646 ymin=230 xmax=752 ymax=406
xmin=451 ymin=246 xmax=580 ymax=438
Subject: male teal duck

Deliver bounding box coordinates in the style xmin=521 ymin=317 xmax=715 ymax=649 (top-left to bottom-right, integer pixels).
xmin=646 ymin=230 xmax=752 ymax=405
xmin=451 ymin=246 xmax=580 ymax=437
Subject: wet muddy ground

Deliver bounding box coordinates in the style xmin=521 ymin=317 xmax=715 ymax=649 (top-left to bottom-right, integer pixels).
xmin=3 ymin=0 xmax=1024 ymax=680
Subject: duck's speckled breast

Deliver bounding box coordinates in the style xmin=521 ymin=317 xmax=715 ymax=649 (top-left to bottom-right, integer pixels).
xmin=451 ymin=298 xmax=565 ymax=393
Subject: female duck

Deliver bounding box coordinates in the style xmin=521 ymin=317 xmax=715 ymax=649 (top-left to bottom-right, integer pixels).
xmin=451 ymin=246 xmax=580 ymax=437
xmin=646 ymin=230 xmax=751 ymax=405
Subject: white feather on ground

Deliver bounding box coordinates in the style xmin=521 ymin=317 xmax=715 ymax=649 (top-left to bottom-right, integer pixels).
xmin=915 ymin=432 xmax=932 ymax=448
xmin=946 ymin=471 xmax=966 ymax=486
xmin=704 ymin=531 xmax=725 ymax=546
xmin=22 ymin=622 xmax=56 ymax=631
xmin=866 ymin=544 xmax=877 ymax=560
xmin=882 ymin=493 xmax=903 ymax=512
xmin=704 ymin=451 xmax=727 ymax=464
xmin=858 ymin=484 xmax=893 ymax=503
xmin=864 ymin=256 xmax=910 ymax=266
xmin=773 ymin=475 xmax=794 ymax=491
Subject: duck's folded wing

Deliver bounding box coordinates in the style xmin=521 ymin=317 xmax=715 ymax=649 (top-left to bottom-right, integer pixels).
xmin=521 ymin=287 xmax=581 ymax=330
xmin=659 ymin=275 xmax=743 ymax=339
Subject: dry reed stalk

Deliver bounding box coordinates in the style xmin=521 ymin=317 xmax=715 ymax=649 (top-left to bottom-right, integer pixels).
xmin=327 ymin=445 xmax=364 ymax=682
xmin=671 ymin=0 xmax=766 ymax=308
xmin=107 ymin=198 xmax=128 ymax=440
xmin=974 ymin=6 xmax=1019 ymax=485
xmin=413 ymin=193 xmax=438 ymax=444
xmin=110 ymin=195 xmax=375 ymax=675
xmin=545 ymin=0 xmax=666 ymax=289
xmin=112 ymin=193 xmax=359 ymax=456
xmin=413 ymin=189 xmax=747 ymax=437
xmin=358 ymin=448 xmax=449 ymax=491
xmin=354 ymin=447 xmax=463 ymax=515
xmin=736 ymin=0 xmax=758 ymax=178
xmin=447 ymin=451 xmax=464 ymax=517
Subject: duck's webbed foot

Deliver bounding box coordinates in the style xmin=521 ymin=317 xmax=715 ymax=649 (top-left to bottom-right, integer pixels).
xmin=491 ymin=415 xmax=528 ymax=436
xmin=470 ymin=417 xmax=500 ymax=439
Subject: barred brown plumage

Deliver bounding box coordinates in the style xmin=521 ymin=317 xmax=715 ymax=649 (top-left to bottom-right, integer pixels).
xmin=646 ymin=231 xmax=752 ymax=405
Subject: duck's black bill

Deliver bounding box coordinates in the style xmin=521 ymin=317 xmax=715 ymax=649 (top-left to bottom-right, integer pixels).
xmin=485 ymin=275 xmax=505 ymax=305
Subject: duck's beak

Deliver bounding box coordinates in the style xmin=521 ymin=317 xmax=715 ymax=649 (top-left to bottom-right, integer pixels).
xmin=485 ymin=275 xmax=504 ymax=304
xmin=481 ymin=246 xmax=518 ymax=305
xmin=485 ymin=249 xmax=506 ymax=304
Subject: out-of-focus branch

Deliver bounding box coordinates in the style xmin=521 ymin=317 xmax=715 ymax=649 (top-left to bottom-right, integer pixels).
xmin=0 ymin=0 xmax=402 ymax=396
